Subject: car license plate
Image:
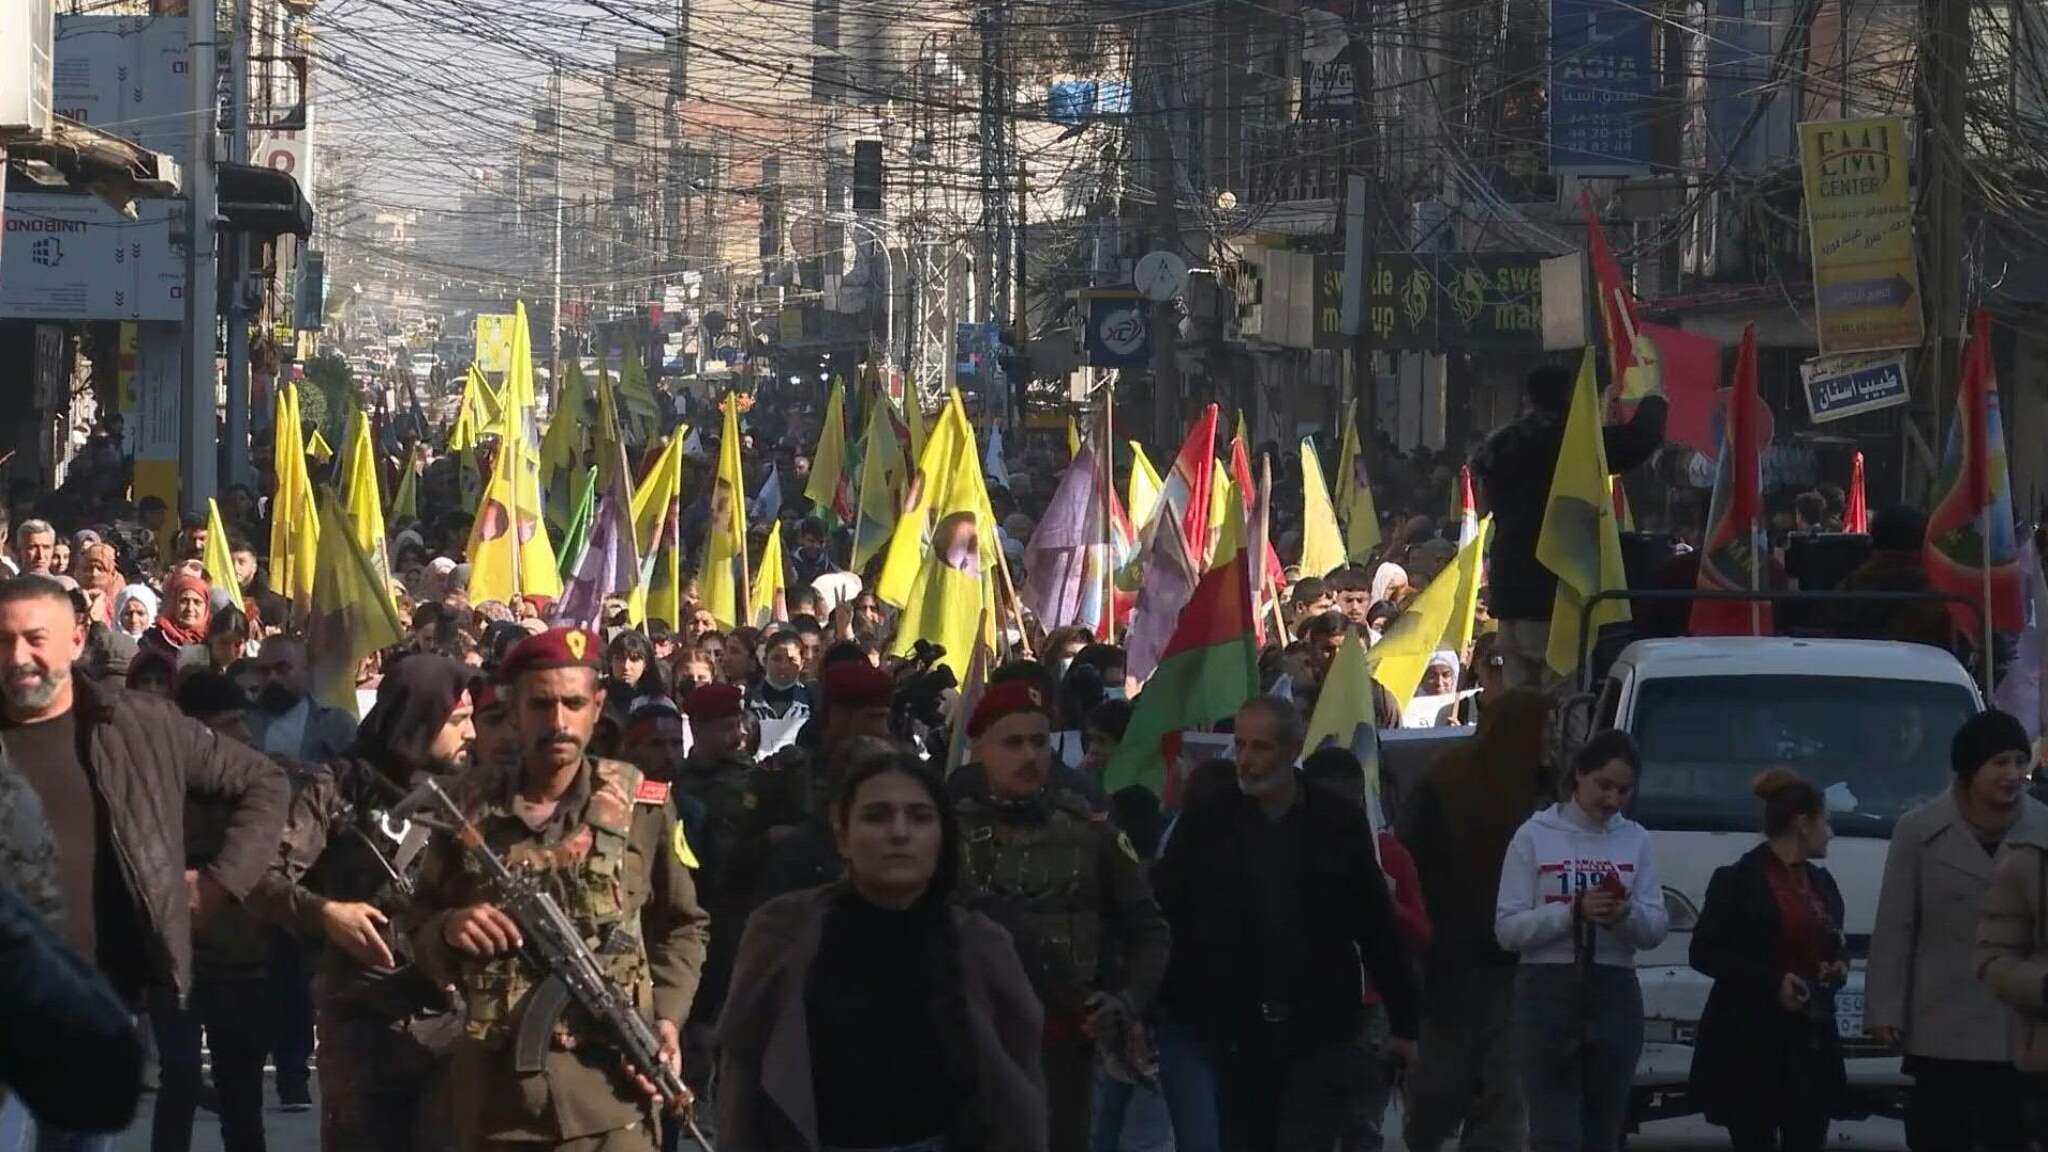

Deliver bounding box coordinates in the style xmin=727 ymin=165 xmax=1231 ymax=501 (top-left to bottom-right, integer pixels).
xmin=1835 ymin=991 xmax=1865 ymax=1038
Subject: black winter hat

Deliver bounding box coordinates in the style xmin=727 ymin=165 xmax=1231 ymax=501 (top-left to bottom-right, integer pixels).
xmin=1951 ymin=709 xmax=2032 ymax=779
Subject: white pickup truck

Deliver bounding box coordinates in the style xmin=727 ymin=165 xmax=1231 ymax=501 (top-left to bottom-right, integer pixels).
xmin=1571 ymin=636 xmax=1983 ymax=1121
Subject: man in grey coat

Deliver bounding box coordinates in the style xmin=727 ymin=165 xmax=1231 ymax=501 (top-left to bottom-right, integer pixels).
xmin=1867 ymin=709 xmax=2046 ymax=1151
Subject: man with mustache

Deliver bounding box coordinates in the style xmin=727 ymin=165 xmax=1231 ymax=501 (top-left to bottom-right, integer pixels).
xmin=0 ymin=574 xmax=287 ymax=1150
xmin=245 ymin=635 xmax=358 ymax=764
xmin=409 ymin=627 xmax=710 ymax=1152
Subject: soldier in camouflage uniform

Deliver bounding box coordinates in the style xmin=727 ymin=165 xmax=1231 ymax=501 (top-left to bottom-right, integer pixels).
xmin=245 ymin=654 xmax=480 ymax=1152
xmin=954 ymin=678 xmax=1172 ymax=1151
xmin=409 ymin=628 xmax=709 ymax=1152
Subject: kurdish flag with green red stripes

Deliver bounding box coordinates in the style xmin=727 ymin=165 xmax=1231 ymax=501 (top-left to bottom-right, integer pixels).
xmin=1103 ymin=495 xmax=1260 ymax=802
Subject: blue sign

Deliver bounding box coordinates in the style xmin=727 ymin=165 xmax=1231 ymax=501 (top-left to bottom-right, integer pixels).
xmin=1085 ymin=298 xmax=1150 ymax=369
xmin=1800 ymin=354 xmax=1911 ymax=424
xmin=1549 ymin=0 xmax=1655 ymax=174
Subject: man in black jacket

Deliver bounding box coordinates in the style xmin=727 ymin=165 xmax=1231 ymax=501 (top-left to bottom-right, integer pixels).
xmin=1155 ymin=695 xmax=1420 ymax=1152
xmin=1472 ymin=364 xmax=1667 ymax=691
xmin=0 ymin=574 xmax=287 ymax=1146
xmin=0 ymin=884 xmax=145 ymax=1139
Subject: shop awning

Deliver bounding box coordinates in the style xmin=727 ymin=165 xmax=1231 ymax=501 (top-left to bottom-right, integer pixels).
xmin=5 ymin=115 xmax=182 ymax=213
xmin=217 ymin=161 xmax=312 ymax=237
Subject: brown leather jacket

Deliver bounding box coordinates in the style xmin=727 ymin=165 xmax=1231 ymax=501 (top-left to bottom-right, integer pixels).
xmin=1977 ymin=823 xmax=2048 ymax=1071
xmin=72 ymin=677 xmax=290 ymax=1001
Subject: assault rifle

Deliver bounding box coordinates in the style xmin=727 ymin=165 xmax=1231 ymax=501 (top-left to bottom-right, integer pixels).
xmin=422 ymin=781 xmax=713 ymax=1150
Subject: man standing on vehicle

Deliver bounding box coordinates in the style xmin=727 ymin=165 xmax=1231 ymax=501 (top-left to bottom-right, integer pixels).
xmin=1869 ymin=709 xmax=2047 ymax=1151
xmin=410 ymin=627 xmax=710 ymax=1152
xmin=1473 ymin=364 xmax=1666 ymax=692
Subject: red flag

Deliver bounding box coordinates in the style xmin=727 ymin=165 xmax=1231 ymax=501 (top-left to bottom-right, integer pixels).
xmin=1926 ymin=310 xmax=2024 ymax=634
xmin=1167 ymin=405 xmax=1218 ymax=565
xmin=1585 ymin=192 xmax=1646 ymax=402
xmin=1846 ymin=451 xmax=1869 ymax=534
xmin=1228 ymin=424 xmax=1286 ymax=615
xmin=1691 ymin=323 xmax=1773 ymax=636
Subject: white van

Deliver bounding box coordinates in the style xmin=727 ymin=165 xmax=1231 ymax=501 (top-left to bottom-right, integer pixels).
xmin=1581 ymin=637 xmax=1983 ymax=1120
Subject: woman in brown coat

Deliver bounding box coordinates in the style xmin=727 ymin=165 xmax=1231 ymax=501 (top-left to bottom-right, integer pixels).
xmin=717 ymin=749 xmax=1048 ymax=1152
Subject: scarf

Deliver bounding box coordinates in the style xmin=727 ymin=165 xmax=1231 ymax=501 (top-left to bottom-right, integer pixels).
xmin=153 ymin=573 xmax=212 ymax=648
xmin=112 ymin=583 xmax=159 ymax=639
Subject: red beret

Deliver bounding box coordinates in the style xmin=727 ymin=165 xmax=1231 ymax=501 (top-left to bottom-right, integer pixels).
xmin=499 ymin=627 xmax=602 ymax=682
xmin=683 ymin=682 xmax=744 ymax=723
xmin=968 ymin=679 xmax=1051 ymax=739
xmin=821 ymin=661 xmax=894 ymax=710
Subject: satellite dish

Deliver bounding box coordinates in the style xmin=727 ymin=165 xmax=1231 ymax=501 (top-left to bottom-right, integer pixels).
xmin=1134 ymin=250 xmax=1190 ymax=302
xmin=1301 ymin=9 xmax=1349 ymax=65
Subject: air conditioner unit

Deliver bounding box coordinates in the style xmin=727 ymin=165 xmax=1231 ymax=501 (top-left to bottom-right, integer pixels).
xmin=0 ymin=0 xmax=54 ymax=141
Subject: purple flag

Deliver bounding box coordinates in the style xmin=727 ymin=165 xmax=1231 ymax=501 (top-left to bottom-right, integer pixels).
xmin=556 ymin=490 xmax=638 ymax=628
xmin=1123 ymin=504 xmax=1200 ymax=684
xmin=1021 ymin=440 xmax=1112 ymax=636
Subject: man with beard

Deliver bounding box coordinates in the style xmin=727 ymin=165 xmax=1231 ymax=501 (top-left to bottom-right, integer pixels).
xmin=245 ymin=635 xmax=358 ymax=763
xmin=409 ymin=628 xmax=710 ymax=1152
xmin=246 ymin=654 xmax=478 ymax=1151
xmin=0 ymin=575 xmax=287 ymax=1150
xmin=953 ymin=678 xmax=1171 ymax=1151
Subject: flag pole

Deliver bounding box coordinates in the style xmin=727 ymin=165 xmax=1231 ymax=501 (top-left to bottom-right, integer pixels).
xmin=1099 ymin=378 xmax=1117 ymax=641
xmin=1748 ymin=516 xmax=1761 ymax=637
xmin=733 ymin=398 xmax=753 ymax=630
xmin=1985 ymin=503 xmax=1997 ymax=690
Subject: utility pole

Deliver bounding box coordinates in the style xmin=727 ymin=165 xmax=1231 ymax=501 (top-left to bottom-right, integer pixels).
xmin=184 ymin=0 xmax=221 ymax=515
xmin=223 ymin=0 xmax=252 ymax=488
xmin=550 ymin=62 xmax=565 ymax=402
xmin=1142 ymin=11 xmax=1182 ymax=448
xmin=1342 ymin=0 xmax=1376 ymax=439
xmin=1913 ymin=0 xmax=1970 ymax=504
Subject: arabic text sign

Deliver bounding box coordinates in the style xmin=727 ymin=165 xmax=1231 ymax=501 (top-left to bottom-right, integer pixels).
xmin=1800 ymin=353 xmax=1910 ymax=424
xmin=1798 ymin=117 xmax=1924 ymax=354
xmin=1549 ymin=0 xmax=1654 ymax=174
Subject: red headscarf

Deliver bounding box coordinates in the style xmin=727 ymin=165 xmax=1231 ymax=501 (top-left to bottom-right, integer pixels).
xmin=154 ymin=573 xmax=212 ymax=648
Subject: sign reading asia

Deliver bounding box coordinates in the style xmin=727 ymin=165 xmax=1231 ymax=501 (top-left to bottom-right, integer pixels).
xmin=1548 ymin=0 xmax=1655 ymax=175
xmin=1313 ymin=253 xmax=1547 ymax=352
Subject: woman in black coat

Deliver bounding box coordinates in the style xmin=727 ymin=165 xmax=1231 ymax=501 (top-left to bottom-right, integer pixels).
xmin=1689 ymin=769 xmax=1848 ymax=1152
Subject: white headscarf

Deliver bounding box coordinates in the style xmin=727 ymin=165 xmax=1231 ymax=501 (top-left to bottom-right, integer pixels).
xmin=112 ymin=584 xmax=159 ymax=639
xmin=1370 ymin=561 xmax=1409 ymax=605
xmin=1425 ymin=648 xmax=1462 ymax=689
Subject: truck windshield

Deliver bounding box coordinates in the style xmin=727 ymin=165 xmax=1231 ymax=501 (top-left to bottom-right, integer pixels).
xmin=1630 ymin=675 xmax=1979 ymax=836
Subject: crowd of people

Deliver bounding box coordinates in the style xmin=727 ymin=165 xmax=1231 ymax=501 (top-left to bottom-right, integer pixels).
xmin=0 ymin=363 xmax=2044 ymax=1152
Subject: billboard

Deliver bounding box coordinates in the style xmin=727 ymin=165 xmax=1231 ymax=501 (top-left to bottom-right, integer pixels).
xmin=52 ymin=15 xmax=194 ymax=164
xmin=1549 ymin=0 xmax=1654 ymax=174
xmin=0 ymin=193 xmax=183 ymax=321
xmin=1798 ymin=116 xmax=1924 ymax=354
xmin=474 ymin=313 xmax=516 ymax=374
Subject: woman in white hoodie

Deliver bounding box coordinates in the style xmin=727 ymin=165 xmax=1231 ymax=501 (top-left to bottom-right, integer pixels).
xmin=1495 ymin=729 xmax=1668 ymax=1152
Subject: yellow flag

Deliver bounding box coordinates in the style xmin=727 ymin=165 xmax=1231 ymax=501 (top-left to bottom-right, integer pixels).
xmin=449 ymin=365 xmax=502 ymax=454
xmin=504 ymin=300 xmax=539 ymax=426
xmin=306 ymin=490 xmax=403 ymax=719
xmin=1205 ymin=458 xmax=1234 ymax=570
xmin=853 ymin=395 xmax=908 ymax=571
xmin=1447 ymin=516 xmax=1491 ymax=658
xmin=538 ymin=358 xmax=591 ymax=535
xmin=203 ymin=499 xmax=243 ymax=612
xmin=698 ymin=396 xmax=749 ymax=628
xmin=904 ymin=394 xmax=927 ymax=465
xmin=1127 ymin=441 xmax=1163 ymax=530
xmin=1368 ymin=555 xmax=1463 ymax=704
xmin=466 ymin=412 xmax=562 ymax=605
xmin=1334 ymin=400 xmax=1381 ymax=563
xmin=1303 ymin=631 xmax=1390 ymax=830
xmin=627 ymin=432 xmax=684 ymax=628
xmin=877 ymin=392 xmax=997 ymax=609
xmin=305 ymin=428 xmax=333 ymax=465
xmin=1298 ymin=438 xmax=1346 ymax=579
xmin=267 ymin=383 xmax=319 ymax=617
xmin=389 ymin=443 xmax=420 ymax=525
xmin=1067 ymin=417 xmax=1081 ymax=459
xmin=750 ymin=519 xmax=787 ymax=628
xmin=1538 ymin=350 xmax=1631 ymax=676
xmin=337 ymin=407 xmax=390 ymax=589
xmin=804 ymin=378 xmax=850 ymax=521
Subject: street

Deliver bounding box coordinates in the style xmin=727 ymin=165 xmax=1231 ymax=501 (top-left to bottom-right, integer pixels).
xmin=113 ymin=1079 xmax=1910 ymax=1151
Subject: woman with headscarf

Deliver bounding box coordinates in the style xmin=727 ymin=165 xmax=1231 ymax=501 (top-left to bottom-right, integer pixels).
xmin=1397 ymin=690 xmax=1556 ymax=1152
xmin=75 ymin=541 xmax=122 ymax=628
xmin=243 ymin=654 xmax=478 ymax=1152
xmin=1370 ymin=561 xmax=1410 ymax=607
xmin=141 ymin=572 xmax=211 ymax=662
xmin=112 ymin=584 xmax=158 ymax=640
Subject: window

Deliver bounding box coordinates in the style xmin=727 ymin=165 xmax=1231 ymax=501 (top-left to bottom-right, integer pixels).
xmin=813 ymin=0 xmax=840 ymax=51
xmin=1630 ymin=675 xmax=1978 ymax=836
xmin=812 ymin=55 xmax=848 ymax=102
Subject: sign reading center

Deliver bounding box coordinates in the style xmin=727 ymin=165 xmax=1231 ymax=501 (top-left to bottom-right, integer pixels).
xmin=1798 ymin=116 xmax=1924 ymax=355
